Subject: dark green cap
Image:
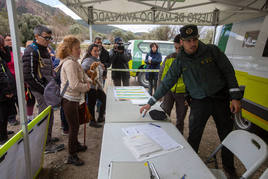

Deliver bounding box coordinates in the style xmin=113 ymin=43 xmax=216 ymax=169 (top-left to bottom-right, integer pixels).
xmin=180 ymin=24 xmax=199 ymax=40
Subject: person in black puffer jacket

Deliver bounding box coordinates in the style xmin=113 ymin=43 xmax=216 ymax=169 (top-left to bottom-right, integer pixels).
xmin=0 ymin=39 xmax=16 ymax=144
xmin=22 ymin=25 xmax=64 ymax=153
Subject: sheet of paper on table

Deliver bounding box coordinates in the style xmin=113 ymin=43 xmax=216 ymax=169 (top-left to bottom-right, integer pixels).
xmin=113 ymin=86 xmax=150 ymax=102
xmin=130 ymin=99 xmax=149 ymax=105
xmin=122 ymin=124 xmax=183 ymax=152
xmin=123 ymin=133 xmax=162 ymax=158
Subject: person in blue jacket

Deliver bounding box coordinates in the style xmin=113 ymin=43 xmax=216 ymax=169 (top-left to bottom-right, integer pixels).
xmin=145 ymin=43 xmax=162 ymax=95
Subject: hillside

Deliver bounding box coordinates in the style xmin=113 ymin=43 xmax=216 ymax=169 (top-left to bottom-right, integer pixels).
xmin=76 ymin=19 xmax=125 ymax=34
xmin=0 ymin=0 xmax=124 ymax=35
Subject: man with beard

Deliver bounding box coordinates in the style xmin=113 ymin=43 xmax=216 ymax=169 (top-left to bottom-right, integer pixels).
xmin=140 ymin=24 xmax=242 ymax=178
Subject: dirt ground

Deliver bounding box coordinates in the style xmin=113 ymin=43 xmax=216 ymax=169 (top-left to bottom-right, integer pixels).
xmin=7 ymin=72 xmax=268 ymax=179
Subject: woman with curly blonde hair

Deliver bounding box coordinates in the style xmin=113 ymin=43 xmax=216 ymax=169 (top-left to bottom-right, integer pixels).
xmin=56 ymin=35 xmax=91 ymax=166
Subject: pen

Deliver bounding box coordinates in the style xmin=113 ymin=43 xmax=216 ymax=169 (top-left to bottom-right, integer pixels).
xmin=150 ymin=163 xmax=160 ymax=179
xmin=142 ymin=111 xmax=146 ymax=118
xmin=181 ymin=174 xmax=186 ymax=179
xmin=149 ymin=123 xmax=161 ymax=128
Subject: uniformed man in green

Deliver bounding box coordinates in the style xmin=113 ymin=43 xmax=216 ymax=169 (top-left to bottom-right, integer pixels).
xmin=140 ymin=24 xmax=242 ymax=177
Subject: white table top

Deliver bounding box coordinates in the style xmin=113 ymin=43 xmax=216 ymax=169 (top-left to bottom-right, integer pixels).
xmin=98 ymin=122 xmax=216 ymax=179
xmin=106 ymin=86 xmax=169 ymax=123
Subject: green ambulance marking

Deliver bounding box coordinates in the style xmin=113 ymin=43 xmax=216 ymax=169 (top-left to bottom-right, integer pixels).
xmin=132 ymin=40 xmax=143 ymax=69
xmin=218 ymin=23 xmax=233 ymax=53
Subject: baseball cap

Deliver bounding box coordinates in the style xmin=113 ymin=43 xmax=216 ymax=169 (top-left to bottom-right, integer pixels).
xmin=114 ymin=37 xmax=122 ymax=44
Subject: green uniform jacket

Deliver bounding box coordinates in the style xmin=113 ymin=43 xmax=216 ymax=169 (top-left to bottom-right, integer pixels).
xmin=148 ymin=41 xmax=242 ymax=106
xmin=160 ymin=53 xmax=186 ymax=93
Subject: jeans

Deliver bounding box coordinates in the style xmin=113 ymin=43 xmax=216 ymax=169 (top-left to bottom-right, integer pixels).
xmin=31 ymin=91 xmax=54 ymax=143
xmin=86 ymin=89 xmax=106 ymax=121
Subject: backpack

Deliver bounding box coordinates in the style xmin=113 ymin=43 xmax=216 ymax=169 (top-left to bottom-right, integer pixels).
xmin=43 ymin=78 xmax=69 ymax=108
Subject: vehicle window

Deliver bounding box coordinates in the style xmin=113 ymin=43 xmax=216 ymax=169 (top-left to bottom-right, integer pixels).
xmin=242 ymin=31 xmax=259 ymax=48
xmin=138 ymin=42 xmax=174 ymax=56
xmin=158 ymin=43 xmax=175 ymax=56
xmin=138 ymin=42 xmax=150 ymax=54
xmin=262 ymin=38 xmax=268 ymax=57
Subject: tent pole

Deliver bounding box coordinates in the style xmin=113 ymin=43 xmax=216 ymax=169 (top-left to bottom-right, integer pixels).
xmin=89 ymin=24 xmax=93 ymax=43
xmin=88 ymin=6 xmax=93 ymax=43
xmin=212 ymin=25 xmax=218 ymax=44
xmin=212 ymin=8 xmax=220 ymax=44
xmin=6 ymin=0 xmax=32 ymax=178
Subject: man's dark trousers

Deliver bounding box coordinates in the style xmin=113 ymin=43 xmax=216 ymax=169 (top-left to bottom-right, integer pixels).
xmin=187 ymin=96 xmax=234 ymax=169
xmin=113 ymin=74 xmax=129 ymax=86
xmin=160 ymin=91 xmax=188 ymax=134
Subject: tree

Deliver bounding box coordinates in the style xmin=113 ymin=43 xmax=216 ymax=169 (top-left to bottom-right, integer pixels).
xmin=51 ymin=13 xmax=73 ymax=47
xmin=111 ymin=29 xmax=126 ymax=41
xmin=70 ymin=24 xmax=83 ymax=35
xmin=0 ymin=9 xmax=10 ymax=35
xmin=140 ymin=25 xmax=180 ymax=41
xmin=18 ymin=13 xmax=46 ymax=44
xmin=125 ymin=31 xmax=136 ymax=41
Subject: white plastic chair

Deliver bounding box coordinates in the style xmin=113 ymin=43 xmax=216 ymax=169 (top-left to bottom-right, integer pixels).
xmin=260 ymin=168 xmax=268 ymax=179
xmin=206 ymin=130 xmax=268 ymax=179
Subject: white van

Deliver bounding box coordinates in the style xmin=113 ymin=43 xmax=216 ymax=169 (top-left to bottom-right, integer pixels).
xmin=215 ymin=15 xmax=268 ymax=132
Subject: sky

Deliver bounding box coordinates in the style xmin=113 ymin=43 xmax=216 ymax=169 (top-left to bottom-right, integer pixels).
xmin=36 ymin=0 xmax=158 ymax=33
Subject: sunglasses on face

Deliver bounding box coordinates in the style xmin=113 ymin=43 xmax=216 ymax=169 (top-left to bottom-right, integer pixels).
xmin=40 ymin=35 xmax=53 ymax=41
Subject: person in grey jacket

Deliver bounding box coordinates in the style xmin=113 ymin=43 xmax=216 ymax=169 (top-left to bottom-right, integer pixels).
xmin=82 ymin=44 xmax=106 ymax=125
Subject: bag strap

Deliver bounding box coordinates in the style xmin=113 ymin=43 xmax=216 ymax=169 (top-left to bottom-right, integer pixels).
xmin=60 ymin=80 xmax=69 ymax=97
xmin=29 ymin=42 xmax=44 ymax=79
xmin=59 ymin=59 xmax=71 ymax=97
xmin=1 ymin=63 xmax=6 ymax=73
xmin=1 ymin=63 xmax=9 ymax=80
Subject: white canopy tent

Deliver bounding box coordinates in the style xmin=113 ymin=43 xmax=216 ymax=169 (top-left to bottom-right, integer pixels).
xmin=59 ymin=0 xmax=268 ymax=25
xmin=4 ymin=1 xmax=268 ymax=179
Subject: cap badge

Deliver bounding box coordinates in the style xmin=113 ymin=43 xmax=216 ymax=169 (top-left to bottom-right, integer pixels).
xmin=186 ymin=28 xmax=193 ymax=35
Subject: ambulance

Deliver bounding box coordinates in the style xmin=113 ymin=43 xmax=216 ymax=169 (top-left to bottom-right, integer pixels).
xmin=215 ymin=15 xmax=268 ymax=132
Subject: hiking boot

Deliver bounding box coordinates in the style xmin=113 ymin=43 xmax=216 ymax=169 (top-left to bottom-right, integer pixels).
xmin=45 ymin=143 xmax=65 ymax=154
xmin=97 ymin=117 xmax=105 ymax=123
xmin=77 ymin=143 xmax=87 ymax=152
xmin=51 ymin=137 xmax=60 ymax=143
xmin=89 ymin=120 xmax=102 ymax=128
xmin=7 ymin=131 xmax=14 ymax=135
xmin=67 ymin=154 xmax=84 ymax=166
